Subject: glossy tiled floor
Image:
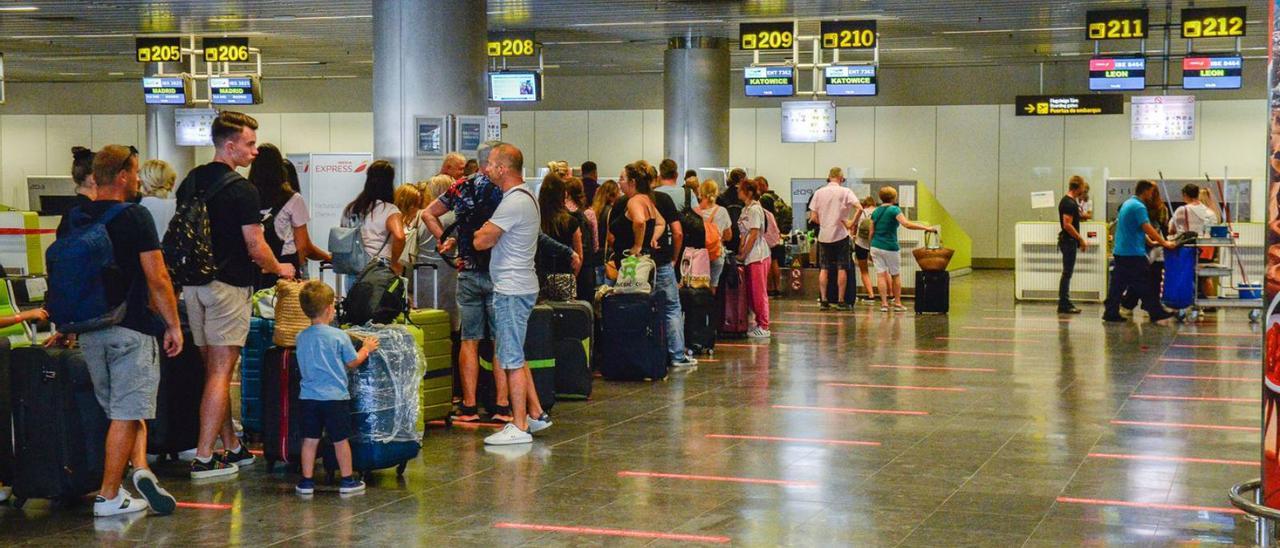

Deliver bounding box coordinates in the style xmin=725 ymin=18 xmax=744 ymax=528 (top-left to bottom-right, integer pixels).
xmin=0 ymin=270 xmax=1266 ymax=546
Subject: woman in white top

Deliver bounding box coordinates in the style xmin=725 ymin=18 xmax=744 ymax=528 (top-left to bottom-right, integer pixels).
xmin=249 ymin=146 xmax=331 ymax=288
xmin=736 ymin=179 xmax=771 ymax=338
xmin=1169 ymin=184 xmax=1219 ymax=235
xmin=695 ymin=179 xmax=731 ymax=293
xmin=342 ymin=160 xmax=406 ymax=275
xmin=138 ymin=159 xmax=177 ymax=240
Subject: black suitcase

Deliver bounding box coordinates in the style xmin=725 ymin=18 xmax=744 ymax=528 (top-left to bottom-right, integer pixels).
xmin=147 ymin=328 xmax=204 ymax=458
xmin=549 ymin=300 xmax=593 ymax=400
xmin=680 ymin=286 xmax=716 ymax=354
xmin=261 ymin=347 xmax=334 ymax=473
xmin=915 ymin=270 xmax=950 ymax=314
xmin=824 ymin=264 xmax=860 ymax=306
xmin=0 ymin=339 xmax=12 ymax=485
xmin=9 ymin=347 xmax=108 ymax=508
xmin=478 ymin=304 xmax=558 ymax=412
xmin=599 ymin=292 xmax=669 ymax=381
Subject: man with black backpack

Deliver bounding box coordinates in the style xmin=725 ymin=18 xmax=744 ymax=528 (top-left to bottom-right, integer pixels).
xmin=47 ymin=145 xmax=183 ymax=517
xmin=167 ymin=111 xmax=296 ymax=479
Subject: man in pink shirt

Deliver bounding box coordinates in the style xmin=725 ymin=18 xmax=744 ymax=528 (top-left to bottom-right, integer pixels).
xmin=807 ymin=167 xmax=862 ymax=310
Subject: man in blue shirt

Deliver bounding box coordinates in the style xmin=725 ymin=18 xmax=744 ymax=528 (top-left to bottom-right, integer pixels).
xmin=1103 ymin=180 xmax=1177 ymax=323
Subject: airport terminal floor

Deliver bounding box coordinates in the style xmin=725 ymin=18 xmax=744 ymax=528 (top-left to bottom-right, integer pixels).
xmin=0 ymin=271 xmax=1260 ymax=546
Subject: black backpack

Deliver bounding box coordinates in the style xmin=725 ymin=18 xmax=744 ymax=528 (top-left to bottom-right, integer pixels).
xmin=342 ymin=258 xmax=407 ymax=325
xmin=680 ymin=188 xmax=706 ymax=249
xmin=261 ymin=202 xmax=287 ymax=259
xmin=163 ymin=171 xmax=240 ymax=287
xmin=724 ymin=203 xmax=743 ymax=253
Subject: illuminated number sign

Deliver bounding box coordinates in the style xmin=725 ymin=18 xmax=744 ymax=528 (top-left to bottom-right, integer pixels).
xmin=820 ymin=20 xmax=876 ymax=50
xmin=135 ymin=37 xmax=182 ymax=63
xmin=739 ymin=22 xmax=794 ymax=50
xmin=1181 ymin=7 xmax=1247 ymax=38
xmin=1016 ymin=94 xmax=1124 ymax=116
xmin=487 ymin=33 xmax=536 ymax=57
xmin=1085 ymin=9 xmax=1148 ymax=40
xmin=203 ymin=37 xmax=250 ymax=63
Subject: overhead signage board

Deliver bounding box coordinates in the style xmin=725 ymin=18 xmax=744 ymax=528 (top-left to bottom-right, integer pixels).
xmin=820 ymin=20 xmax=876 ymax=50
xmin=202 ymin=37 xmax=250 ymax=63
xmin=739 ymin=22 xmax=794 ymax=50
xmin=1181 ymin=6 xmax=1247 ymax=38
xmin=744 ymin=66 xmax=795 ymax=97
xmin=209 ymin=75 xmax=259 ymax=105
xmin=1089 ymin=56 xmax=1146 ymax=91
xmin=824 ymin=65 xmax=877 ymax=96
xmin=486 ymin=32 xmax=536 ymax=57
xmin=1182 ymin=54 xmax=1243 ymax=89
xmin=135 ymin=37 xmax=182 ymax=63
xmin=1085 ymin=9 xmax=1149 ymax=40
xmin=1016 ymin=94 xmax=1124 ymax=116
xmin=488 ymin=71 xmax=541 ymax=102
xmin=1131 ymin=95 xmax=1195 ymax=141
xmin=142 ymin=76 xmax=190 ymax=105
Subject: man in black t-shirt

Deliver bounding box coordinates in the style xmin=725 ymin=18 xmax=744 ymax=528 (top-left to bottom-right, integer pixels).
xmin=651 ymin=188 xmax=697 ymax=368
xmin=175 ymin=112 xmax=295 ymax=479
xmin=53 ymin=145 xmax=183 ymax=517
xmin=1058 ymin=177 xmax=1090 ymax=314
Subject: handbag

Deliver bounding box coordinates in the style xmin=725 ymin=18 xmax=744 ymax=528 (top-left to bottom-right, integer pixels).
xmin=399 ymin=218 xmax=422 ymax=269
xmin=613 ymin=251 xmax=655 ymax=294
xmin=680 ymin=247 xmax=711 ymax=289
xmin=912 ymin=231 xmax=954 ymax=272
xmin=328 ymin=213 xmax=369 ymax=276
xmin=272 ymin=280 xmax=312 ymax=347
xmin=546 ymin=273 xmax=576 ymax=301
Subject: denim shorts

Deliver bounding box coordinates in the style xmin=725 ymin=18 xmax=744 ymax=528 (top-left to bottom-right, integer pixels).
xmin=79 ymin=326 xmax=160 ymax=421
xmin=492 ymin=292 xmax=536 ymax=370
xmin=457 ymin=271 xmax=496 ymax=341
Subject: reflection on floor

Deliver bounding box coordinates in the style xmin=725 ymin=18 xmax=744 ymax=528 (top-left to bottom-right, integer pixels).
xmin=0 ymin=270 xmax=1264 ymax=546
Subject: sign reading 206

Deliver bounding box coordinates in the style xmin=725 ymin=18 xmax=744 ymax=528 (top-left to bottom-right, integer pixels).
xmin=203 ymin=37 xmax=250 ymax=63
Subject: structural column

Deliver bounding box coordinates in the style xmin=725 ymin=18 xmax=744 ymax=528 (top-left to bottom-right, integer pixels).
xmin=664 ymin=37 xmax=730 ymax=173
xmin=373 ymin=0 xmax=488 ymax=183
xmin=144 ymin=64 xmax=194 ymax=179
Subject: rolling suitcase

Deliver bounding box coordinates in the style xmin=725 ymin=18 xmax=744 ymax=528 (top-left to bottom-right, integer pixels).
xmin=1161 ymin=246 xmax=1196 ymax=310
xmin=914 ymin=270 xmax=950 ymax=314
xmin=549 ymin=300 xmax=593 ymax=400
xmin=478 ymin=304 xmax=557 ymax=411
xmin=147 ymin=328 xmax=204 ymax=458
xmin=408 ymin=309 xmax=454 ymax=428
xmin=239 ymin=317 xmax=275 ymax=436
xmin=411 ymin=262 xmax=458 ymax=329
xmin=718 ymin=263 xmax=750 ymax=338
xmin=680 ymin=286 xmax=716 ymax=354
xmin=824 ymin=263 xmax=859 ymax=306
xmin=599 ymin=292 xmax=668 ymax=381
xmin=261 ymin=347 xmax=334 ymax=473
xmin=0 ymin=339 xmax=11 ymax=485
xmin=9 ymin=347 xmax=107 ymax=508
xmin=345 ymin=325 xmax=422 ymax=476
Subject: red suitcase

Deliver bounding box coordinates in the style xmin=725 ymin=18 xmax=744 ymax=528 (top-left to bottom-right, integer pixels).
xmin=718 ymin=263 xmax=750 ymax=338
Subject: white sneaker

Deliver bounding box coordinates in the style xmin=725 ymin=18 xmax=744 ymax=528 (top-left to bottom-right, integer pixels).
xmin=527 ymin=413 xmax=553 ymax=434
xmin=747 ymin=327 xmax=771 ymax=339
xmin=0 ymin=485 xmax=10 ymax=503
xmin=94 ymin=490 xmax=149 ymax=517
xmin=484 ymin=423 xmax=533 ymax=446
xmin=132 ymin=468 xmax=177 ymax=515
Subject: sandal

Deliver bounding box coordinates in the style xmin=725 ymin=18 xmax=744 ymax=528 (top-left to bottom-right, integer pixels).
xmin=489 ymin=405 xmax=513 ymax=423
xmin=452 ymin=405 xmax=481 ymax=423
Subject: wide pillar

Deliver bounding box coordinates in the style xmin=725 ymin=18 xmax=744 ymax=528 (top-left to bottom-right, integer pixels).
xmin=664 ymin=37 xmax=730 ymax=173
xmin=373 ymin=0 xmax=487 ymax=183
xmin=144 ymin=65 xmax=194 ymax=178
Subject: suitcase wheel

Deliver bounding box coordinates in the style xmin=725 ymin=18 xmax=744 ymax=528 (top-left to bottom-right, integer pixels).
xmin=396 ymin=462 xmax=408 ymax=476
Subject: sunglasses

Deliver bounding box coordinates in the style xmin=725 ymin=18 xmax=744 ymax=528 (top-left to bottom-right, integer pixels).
xmin=118 ymin=145 xmax=138 ymax=173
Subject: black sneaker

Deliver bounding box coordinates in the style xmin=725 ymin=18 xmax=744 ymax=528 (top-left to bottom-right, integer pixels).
xmin=819 ymin=301 xmax=831 ymax=311
xmin=190 ymin=457 xmax=238 ymax=479
xmin=222 ymin=445 xmax=255 ymax=468
xmin=1058 ymin=306 xmax=1082 ymax=314
xmin=1101 ymin=313 xmax=1126 ymax=323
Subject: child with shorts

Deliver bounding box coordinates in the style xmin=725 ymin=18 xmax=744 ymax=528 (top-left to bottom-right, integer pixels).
xmin=293 ymin=281 xmax=379 ymax=495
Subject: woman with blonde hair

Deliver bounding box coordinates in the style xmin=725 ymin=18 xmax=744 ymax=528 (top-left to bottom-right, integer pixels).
xmin=852 ymin=195 xmax=877 ymax=303
xmin=138 ymin=159 xmax=177 ymax=240
xmin=870 ymin=186 xmax=937 ymax=312
xmin=591 ymin=179 xmax=621 ymax=284
xmin=696 ymin=179 xmax=731 ymax=293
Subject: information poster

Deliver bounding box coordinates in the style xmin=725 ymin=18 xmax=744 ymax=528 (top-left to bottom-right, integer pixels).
xmin=1131 ymin=95 xmax=1195 ymax=141
xmin=1262 ymin=0 xmax=1280 ymax=510
xmin=780 ymin=101 xmax=836 ymax=143
xmin=486 ymin=107 xmax=502 ymax=142
xmin=1030 ymin=191 xmax=1056 ymax=209
xmin=305 ymin=153 xmax=373 ymax=279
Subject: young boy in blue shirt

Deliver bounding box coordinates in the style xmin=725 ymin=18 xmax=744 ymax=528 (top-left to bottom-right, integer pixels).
xmin=294 ymin=281 xmax=379 ymax=495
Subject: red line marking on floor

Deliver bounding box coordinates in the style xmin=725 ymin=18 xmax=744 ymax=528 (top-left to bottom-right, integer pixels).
xmin=1087 ymin=453 xmax=1256 ymax=466
xmin=1109 ymin=419 xmax=1259 ymax=432
xmin=771 ymin=320 xmax=844 ymax=326
xmin=1131 ymin=394 xmax=1256 ymax=403
xmin=717 ymin=343 xmax=767 ymax=348
xmin=1145 ymin=374 xmax=1253 ymax=382
xmin=961 ymin=326 xmax=1059 ymax=333
xmin=248 ymin=449 xmax=264 ymax=456
xmin=1055 ymin=496 xmax=1245 ymax=515
xmin=1159 ymin=357 xmax=1258 ymax=365
xmin=1177 ymin=332 xmax=1259 ymax=339
xmin=617 ymin=470 xmax=817 ymax=487
xmin=935 ymin=336 xmax=1026 ymax=343
xmin=981 ymin=317 xmax=1074 ymax=323
xmin=705 ymin=434 xmax=881 ymax=446
xmin=871 ymin=364 xmax=997 ymax=373
xmin=426 ymin=419 xmax=505 ymax=429
xmin=1169 ymin=344 xmax=1261 ymax=350
xmin=783 ymin=312 xmax=860 ymax=317
xmin=698 ymin=359 xmax=719 ymax=363
xmin=771 ymin=404 xmax=929 ymax=416
xmin=912 ymin=349 xmax=1017 ymax=357
xmin=494 ymin=522 xmax=731 ymax=544
xmin=177 ymin=501 xmax=234 ymax=510
xmin=826 ymin=382 xmax=967 ymax=392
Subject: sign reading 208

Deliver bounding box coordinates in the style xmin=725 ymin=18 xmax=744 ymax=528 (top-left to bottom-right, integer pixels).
xmin=739 ymin=22 xmax=794 ymax=50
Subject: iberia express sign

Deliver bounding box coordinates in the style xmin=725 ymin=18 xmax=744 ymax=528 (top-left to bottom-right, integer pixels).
xmin=1015 ymin=94 xmax=1123 ymax=116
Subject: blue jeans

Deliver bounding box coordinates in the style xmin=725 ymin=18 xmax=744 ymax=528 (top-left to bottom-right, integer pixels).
xmin=492 ymin=292 xmax=537 ymax=370
xmin=653 ymin=263 xmax=687 ymax=360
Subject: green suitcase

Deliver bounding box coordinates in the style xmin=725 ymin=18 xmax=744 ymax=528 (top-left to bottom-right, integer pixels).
xmin=408 ymin=309 xmax=454 ymax=427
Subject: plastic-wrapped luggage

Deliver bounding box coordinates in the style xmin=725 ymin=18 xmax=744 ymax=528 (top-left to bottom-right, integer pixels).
xmin=239 ymin=316 xmax=274 ymax=435
xmin=345 ymin=324 xmax=423 ymax=474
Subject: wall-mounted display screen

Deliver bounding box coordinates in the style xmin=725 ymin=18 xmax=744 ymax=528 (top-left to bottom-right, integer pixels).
xmin=1089 ymin=56 xmax=1146 ymax=91
xmin=781 ymin=101 xmax=836 ymax=143
xmin=209 ymin=76 xmax=259 ymax=105
xmin=744 ymin=66 xmax=795 ymax=97
xmin=488 ymin=71 xmax=541 ymax=102
xmin=824 ymin=65 xmax=877 ymax=96
xmin=1182 ymin=54 xmax=1243 ymax=90
xmin=174 ymin=108 xmax=217 ymax=146
xmin=142 ymin=76 xmax=190 ymax=105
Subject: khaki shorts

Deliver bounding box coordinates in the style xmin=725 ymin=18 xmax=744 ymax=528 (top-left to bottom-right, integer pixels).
xmin=185 ymin=280 xmax=252 ymax=347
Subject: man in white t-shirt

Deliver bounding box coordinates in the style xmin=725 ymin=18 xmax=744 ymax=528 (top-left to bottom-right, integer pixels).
xmin=473 ymin=143 xmax=561 ymax=446
xmin=807 ymin=167 xmax=862 ymax=310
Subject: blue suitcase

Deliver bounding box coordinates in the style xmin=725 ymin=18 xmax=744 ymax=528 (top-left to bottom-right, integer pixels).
xmin=1161 ymin=247 xmax=1196 ymax=310
xmin=240 ymin=317 xmax=274 ymax=435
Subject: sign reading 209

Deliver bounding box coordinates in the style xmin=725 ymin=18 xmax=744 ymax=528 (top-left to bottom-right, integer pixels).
xmin=739 ymin=22 xmax=794 ymax=50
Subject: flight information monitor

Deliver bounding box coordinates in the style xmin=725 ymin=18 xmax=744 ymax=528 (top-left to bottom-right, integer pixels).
xmin=209 ymin=76 xmax=259 ymax=105
xmin=824 ymin=65 xmax=877 ymax=96
xmin=142 ymin=76 xmax=190 ymax=105
xmin=1089 ymin=56 xmax=1146 ymax=91
xmin=488 ymin=71 xmax=541 ymax=102
xmin=1182 ymin=55 xmax=1243 ymax=90
xmin=744 ymin=66 xmax=795 ymax=97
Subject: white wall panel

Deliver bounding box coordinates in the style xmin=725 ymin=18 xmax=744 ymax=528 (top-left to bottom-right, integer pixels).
xmin=280 ymin=113 xmax=331 ymax=156
xmin=500 ymin=110 xmax=536 ymax=170
xmin=587 ymin=110 xmax=642 ymax=178
xmin=754 ymin=108 xmax=815 ymax=199
xmin=815 ymin=107 xmax=875 ymax=184
xmin=45 ymin=115 xmax=92 ymax=178
xmin=329 ymin=112 xmax=374 ymax=153
xmin=1200 ymin=100 xmax=1267 ymax=220
xmin=1064 ymin=104 xmax=1131 ymax=188
xmin=998 ymin=106 xmax=1064 ymax=259
xmin=936 ymin=105 xmax=1000 ymax=259
xmin=1130 ymin=103 xmax=1202 ymax=180
xmin=642 ymin=109 xmax=663 ymax=164
xmin=873 ymin=106 xmax=936 ymax=189
xmin=2 ymin=116 xmax=45 ymax=208
xmin=533 ymin=110 xmax=589 ymax=173
xmin=91 ymin=115 xmax=142 ymax=151
xmin=728 ymin=108 xmax=756 ymax=176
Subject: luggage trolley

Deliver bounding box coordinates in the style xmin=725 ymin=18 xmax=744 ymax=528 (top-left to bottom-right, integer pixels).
xmin=1183 ymin=231 xmax=1263 ymax=323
